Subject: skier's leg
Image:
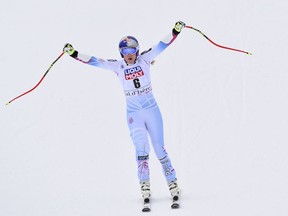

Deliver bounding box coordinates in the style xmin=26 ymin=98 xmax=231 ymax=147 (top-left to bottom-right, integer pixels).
xmin=127 ymin=111 xmax=150 ymax=183
xmin=132 ymin=128 xmax=150 ymax=183
xmin=145 ymin=107 xmax=177 ymax=183
xmin=145 ymin=107 xmax=181 ymax=199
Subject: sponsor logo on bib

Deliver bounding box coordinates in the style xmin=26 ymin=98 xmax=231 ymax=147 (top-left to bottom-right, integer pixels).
xmin=124 ymin=66 xmax=144 ymax=80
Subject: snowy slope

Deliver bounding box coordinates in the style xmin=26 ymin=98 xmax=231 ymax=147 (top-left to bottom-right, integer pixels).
xmin=1 ymin=0 xmax=288 ymax=215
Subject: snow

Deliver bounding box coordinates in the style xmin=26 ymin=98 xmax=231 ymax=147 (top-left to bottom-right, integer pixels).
xmin=1 ymin=0 xmax=288 ymax=215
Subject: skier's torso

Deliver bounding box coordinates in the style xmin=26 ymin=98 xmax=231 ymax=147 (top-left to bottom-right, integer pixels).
xmin=73 ymin=32 xmax=178 ymax=112
xmin=115 ymin=56 xmax=157 ymax=113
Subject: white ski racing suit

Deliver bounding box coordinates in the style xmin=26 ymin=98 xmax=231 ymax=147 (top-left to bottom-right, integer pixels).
xmin=71 ymin=30 xmax=179 ymax=183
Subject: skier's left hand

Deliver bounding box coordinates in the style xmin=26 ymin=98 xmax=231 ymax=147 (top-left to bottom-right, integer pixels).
xmin=173 ymin=21 xmax=186 ymax=35
xmin=63 ymin=43 xmax=76 ymax=56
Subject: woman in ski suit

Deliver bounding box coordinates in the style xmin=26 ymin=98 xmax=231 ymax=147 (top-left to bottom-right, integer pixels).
xmin=63 ymin=21 xmax=186 ymax=201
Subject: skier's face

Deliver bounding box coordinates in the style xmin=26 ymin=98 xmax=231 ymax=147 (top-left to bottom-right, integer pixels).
xmin=123 ymin=53 xmax=137 ymax=65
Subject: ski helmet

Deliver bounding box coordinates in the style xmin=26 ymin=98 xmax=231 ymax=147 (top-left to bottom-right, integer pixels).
xmin=118 ymin=36 xmax=139 ymax=57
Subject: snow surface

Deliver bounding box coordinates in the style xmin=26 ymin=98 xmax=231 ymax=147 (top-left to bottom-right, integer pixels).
xmin=1 ymin=0 xmax=288 ymax=215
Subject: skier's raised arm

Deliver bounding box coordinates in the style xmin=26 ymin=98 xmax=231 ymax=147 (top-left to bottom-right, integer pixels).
xmin=63 ymin=43 xmax=119 ymax=72
xmin=141 ymin=21 xmax=186 ymax=63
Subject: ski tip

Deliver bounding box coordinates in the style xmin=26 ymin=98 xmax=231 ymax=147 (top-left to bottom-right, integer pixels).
xmin=171 ymin=203 xmax=180 ymax=209
xmin=142 ymin=197 xmax=151 ymax=212
xmin=247 ymin=52 xmax=252 ymax=56
xmin=6 ymin=102 xmax=10 ymax=106
xmin=142 ymin=207 xmax=151 ymax=212
xmin=171 ymin=195 xmax=180 ymax=209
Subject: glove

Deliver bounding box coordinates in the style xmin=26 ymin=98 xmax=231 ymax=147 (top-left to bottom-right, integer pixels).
xmin=63 ymin=43 xmax=76 ymax=56
xmin=173 ymin=21 xmax=186 ymax=35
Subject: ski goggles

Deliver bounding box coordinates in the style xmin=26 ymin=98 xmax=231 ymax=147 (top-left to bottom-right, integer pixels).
xmin=120 ymin=47 xmax=137 ymax=55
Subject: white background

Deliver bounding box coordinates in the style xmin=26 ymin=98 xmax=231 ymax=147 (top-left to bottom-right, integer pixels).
xmin=1 ymin=0 xmax=288 ymax=215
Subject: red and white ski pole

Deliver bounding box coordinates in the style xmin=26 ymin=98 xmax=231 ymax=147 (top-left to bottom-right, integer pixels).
xmin=185 ymin=25 xmax=252 ymax=55
xmin=6 ymin=51 xmax=65 ymax=105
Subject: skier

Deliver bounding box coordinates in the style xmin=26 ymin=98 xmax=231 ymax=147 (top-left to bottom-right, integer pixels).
xmin=63 ymin=21 xmax=186 ymax=211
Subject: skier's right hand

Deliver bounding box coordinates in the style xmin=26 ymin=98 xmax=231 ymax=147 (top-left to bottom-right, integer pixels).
xmin=173 ymin=21 xmax=186 ymax=35
xmin=63 ymin=43 xmax=76 ymax=56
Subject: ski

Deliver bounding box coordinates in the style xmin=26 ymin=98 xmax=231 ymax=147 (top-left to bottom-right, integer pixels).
xmin=141 ymin=196 xmax=180 ymax=211
xmin=142 ymin=197 xmax=151 ymax=212
xmin=171 ymin=195 xmax=180 ymax=209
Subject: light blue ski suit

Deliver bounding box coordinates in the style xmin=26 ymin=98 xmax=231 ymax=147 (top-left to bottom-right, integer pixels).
xmin=71 ymin=30 xmax=179 ymax=183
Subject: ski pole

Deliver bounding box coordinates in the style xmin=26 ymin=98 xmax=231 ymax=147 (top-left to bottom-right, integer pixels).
xmin=185 ymin=25 xmax=252 ymax=55
xmin=6 ymin=51 xmax=65 ymax=105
